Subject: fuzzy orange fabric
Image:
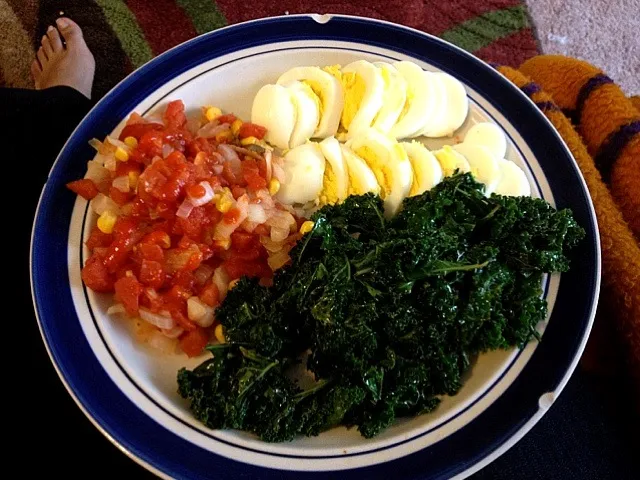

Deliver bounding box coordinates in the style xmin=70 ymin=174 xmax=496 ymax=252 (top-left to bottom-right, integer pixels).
xmin=632 ymin=96 xmax=640 ymax=114
xmin=520 ymin=56 xmax=640 ymax=239
xmin=497 ymin=65 xmax=640 ymax=397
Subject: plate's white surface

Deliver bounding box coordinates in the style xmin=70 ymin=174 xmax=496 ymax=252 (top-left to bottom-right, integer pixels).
xmin=66 ymin=42 xmax=560 ymax=470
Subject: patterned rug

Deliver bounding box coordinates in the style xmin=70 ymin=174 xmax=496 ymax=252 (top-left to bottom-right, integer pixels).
xmin=1 ymin=0 xmax=540 ymax=99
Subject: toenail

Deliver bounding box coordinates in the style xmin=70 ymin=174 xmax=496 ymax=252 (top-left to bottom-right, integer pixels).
xmin=56 ymin=18 xmax=69 ymax=29
xmin=47 ymin=25 xmax=54 ymax=32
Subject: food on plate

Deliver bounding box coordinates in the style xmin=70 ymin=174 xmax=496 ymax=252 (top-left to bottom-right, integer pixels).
xmin=493 ymin=158 xmax=532 ymax=197
xmin=255 ymin=60 xmax=468 ymax=146
xmin=401 ymin=141 xmax=443 ymax=195
xmin=275 ymin=143 xmax=326 ymax=205
xmin=462 ymin=122 xmax=507 ymax=159
xmin=178 ymin=173 xmax=585 ymax=441
xmin=68 ymin=100 xmax=304 ymax=357
xmin=433 ymin=145 xmax=471 ymax=177
xmin=452 ymin=143 xmax=501 ymax=196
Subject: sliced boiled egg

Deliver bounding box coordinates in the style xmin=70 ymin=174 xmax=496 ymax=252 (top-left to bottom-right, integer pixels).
xmin=284 ymin=81 xmax=321 ymax=148
xmin=389 ymin=61 xmax=432 ymax=140
xmin=493 ymin=159 xmax=531 ymax=197
xmin=417 ymin=71 xmax=447 ymax=137
xmin=372 ymin=62 xmax=407 ymax=134
xmin=401 ymin=141 xmax=443 ymax=195
xmin=463 ymin=122 xmax=507 ymax=160
xmin=318 ymin=136 xmax=349 ymax=205
xmin=433 ymin=145 xmax=471 ymax=177
xmin=347 ymin=128 xmax=413 ymax=216
xmin=425 ymin=72 xmax=469 ymax=137
xmin=340 ymin=145 xmax=381 ymax=196
xmin=340 ymin=60 xmax=385 ymax=137
xmin=276 ymin=143 xmax=325 ymax=205
xmin=277 ymin=66 xmax=344 ymax=138
xmin=453 ymin=143 xmax=501 ymax=195
xmin=251 ymin=84 xmax=296 ymax=150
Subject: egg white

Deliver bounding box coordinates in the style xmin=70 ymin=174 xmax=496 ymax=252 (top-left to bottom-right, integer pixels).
xmin=340 ymin=145 xmax=381 ymax=196
xmin=425 ymin=72 xmax=469 ymax=137
xmin=371 ymin=62 xmax=408 ymax=134
xmin=433 ymin=145 xmax=471 ymax=177
xmin=284 ymin=81 xmax=321 ymax=148
xmin=318 ymin=136 xmax=349 ymax=204
xmin=463 ymin=122 xmax=507 ymax=160
xmin=251 ymin=84 xmax=297 ymax=150
xmin=493 ymin=159 xmax=531 ymax=197
xmin=276 ymin=143 xmax=326 ymax=205
xmin=341 ymin=60 xmax=385 ymax=137
xmin=417 ymin=71 xmax=447 ymax=137
xmin=401 ymin=141 xmax=443 ymax=195
xmin=453 ymin=143 xmax=501 ymax=195
xmin=389 ymin=61 xmax=434 ymax=140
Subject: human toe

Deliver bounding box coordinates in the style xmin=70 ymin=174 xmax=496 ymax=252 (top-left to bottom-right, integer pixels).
xmin=46 ymin=25 xmax=64 ymax=53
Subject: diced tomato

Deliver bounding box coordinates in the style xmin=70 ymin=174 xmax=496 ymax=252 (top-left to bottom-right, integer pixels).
xmin=115 ymin=161 xmax=141 ymax=178
xmin=172 ymin=270 xmax=195 ymax=291
xmin=138 ymin=243 xmax=164 ymax=262
xmin=86 ymin=225 xmax=114 ymax=250
xmin=166 ymin=303 xmax=196 ymax=331
xmin=118 ymin=122 xmax=163 ymax=141
xmin=238 ymin=122 xmax=267 ymax=140
xmin=164 ymin=100 xmax=187 ymax=129
xmin=82 ymin=254 xmax=114 ymax=292
xmin=113 ymin=217 xmax=139 ymax=241
xmin=179 ymin=327 xmax=209 ymax=357
xmin=138 ymin=130 xmax=164 ymax=158
xmin=139 ymin=260 xmax=165 ymax=289
xmin=114 ymin=275 xmax=143 ymax=316
xmin=141 ymin=287 xmax=164 ymax=312
xmin=109 ymin=186 xmax=132 ymax=206
xmin=217 ymin=114 xmax=237 ymax=125
xmin=223 ymin=258 xmax=270 ymax=280
xmin=231 ymin=231 xmax=256 ymax=251
xmin=223 ymin=207 xmax=242 ymax=224
xmin=67 ymin=179 xmax=99 ymax=200
xmin=140 ymin=230 xmax=171 ymax=249
xmin=165 ymin=245 xmax=203 ymax=274
xmin=241 ymin=158 xmax=267 ymax=190
xmin=199 ymin=283 xmax=220 ymax=307
xmin=176 ymin=206 xmax=209 ymax=240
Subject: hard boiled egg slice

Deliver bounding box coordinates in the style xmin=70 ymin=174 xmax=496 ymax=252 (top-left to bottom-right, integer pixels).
xmin=276 ymin=143 xmax=325 ymax=205
xmin=425 ymin=72 xmax=469 ymax=137
xmin=401 ymin=141 xmax=443 ymax=195
xmin=493 ymin=159 xmax=531 ymax=197
xmin=284 ymin=81 xmax=321 ymax=148
xmin=348 ymin=128 xmax=413 ymax=216
xmin=452 ymin=143 xmax=501 ymax=195
xmin=340 ymin=145 xmax=381 ymax=196
xmin=463 ymin=122 xmax=507 ymax=159
xmin=372 ymin=62 xmax=407 ymax=134
xmin=318 ymin=136 xmax=349 ymax=205
xmin=251 ymin=84 xmax=296 ymax=150
xmin=340 ymin=60 xmax=385 ymax=137
xmin=417 ymin=71 xmax=447 ymax=137
xmin=433 ymin=145 xmax=471 ymax=177
xmin=389 ymin=61 xmax=433 ymax=139
xmin=277 ymin=66 xmax=344 ymax=138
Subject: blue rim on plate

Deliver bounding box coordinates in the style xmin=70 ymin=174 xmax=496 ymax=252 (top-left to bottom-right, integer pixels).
xmin=31 ymin=14 xmax=600 ymax=480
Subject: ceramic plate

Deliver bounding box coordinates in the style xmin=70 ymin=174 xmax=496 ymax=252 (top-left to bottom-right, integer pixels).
xmin=31 ymin=14 xmax=600 ymax=480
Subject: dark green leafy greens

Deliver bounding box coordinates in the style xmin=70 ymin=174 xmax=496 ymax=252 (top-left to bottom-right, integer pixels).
xmin=178 ymin=173 xmax=584 ymax=441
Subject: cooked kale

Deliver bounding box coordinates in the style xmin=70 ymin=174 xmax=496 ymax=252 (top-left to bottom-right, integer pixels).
xmin=178 ymin=173 xmax=584 ymax=441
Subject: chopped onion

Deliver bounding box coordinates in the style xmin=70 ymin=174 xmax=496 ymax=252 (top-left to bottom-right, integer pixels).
xmin=268 ymin=250 xmax=291 ymax=271
xmin=161 ymin=326 xmax=184 ymax=338
xmin=229 ymin=145 xmax=263 ymax=161
xmin=260 ymin=235 xmax=284 ymax=253
xmin=255 ymin=189 xmax=276 ymax=209
xmin=270 ymin=226 xmax=289 ymax=243
xmin=139 ymin=308 xmax=176 ymax=330
xmin=213 ymin=194 xmax=248 ymax=240
xmin=264 ymin=150 xmax=273 ymax=181
xmin=197 ymin=121 xmax=229 ymax=139
xmin=107 ymin=303 xmax=126 ymax=315
xmin=112 ymin=175 xmax=130 ymax=193
xmin=148 ymin=331 xmax=178 ymax=354
xmin=188 ymin=181 xmax=215 ymax=207
xmin=176 ymin=198 xmax=195 ymax=219
xmin=247 ymin=203 xmax=267 ymax=223
xmin=218 ymin=144 xmax=242 ymax=176
xmin=91 ymin=193 xmax=120 ymax=216
xmin=212 ymin=267 xmax=229 ymax=300
xmin=266 ymin=210 xmax=294 ymax=231
xmin=186 ymin=117 xmax=202 ymax=135
xmin=104 ymin=155 xmax=117 ymax=172
xmin=106 ymin=136 xmax=130 ymax=151
xmin=187 ymin=296 xmax=215 ymax=327
xmin=85 ymin=160 xmax=111 ymax=185
xmin=194 ymin=264 xmax=214 ymax=286
xmin=212 ymin=164 xmax=224 ymax=175
xmin=272 ymin=155 xmax=286 ymax=183
xmin=162 ymin=144 xmax=175 ymax=158
xmin=241 ymin=219 xmax=259 ymax=232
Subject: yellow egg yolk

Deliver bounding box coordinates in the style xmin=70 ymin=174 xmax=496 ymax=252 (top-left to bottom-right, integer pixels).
xmin=355 ymin=146 xmax=391 ymax=199
xmin=319 ymin=162 xmax=339 ymax=205
xmin=434 ymin=145 xmax=461 ymax=177
xmin=340 ymin=72 xmax=367 ymax=131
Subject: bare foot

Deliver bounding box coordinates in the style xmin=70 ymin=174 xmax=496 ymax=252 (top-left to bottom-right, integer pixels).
xmin=31 ymin=18 xmax=95 ymax=99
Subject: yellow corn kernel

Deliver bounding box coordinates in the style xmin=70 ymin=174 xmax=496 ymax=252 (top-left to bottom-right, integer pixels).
xmin=205 ymin=106 xmax=222 ymax=122
xmin=114 ymin=146 xmax=129 ymax=162
xmin=228 ymin=279 xmax=239 ymax=290
xmin=215 ymin=195 xmax=233 ymax=213
xmin=97 ymin=211 xmax=118 ymax=234
xmin=123 ymin=136 xmax=138 ymax=148
xmin=128 ymin=171 xmax=139 ymax=189
xmin=215 ymin=130 xmax=233 ymax=142
xmin=240 ymin=136 xmax=258 ymax=146
xmin=231 ymin=119 xmax=243 ymax=136
xmin=299 ymin=221 xmax=315 ymax=235
xmin=268 ymin=178 xmax=280 ymax=195
xmin=214 ymin=324 xmax=226 ymax=343
xmin=215 ymin=238 xmax=231 ymax=250
xmin=222 ymin=187 xmax=232 ymax=196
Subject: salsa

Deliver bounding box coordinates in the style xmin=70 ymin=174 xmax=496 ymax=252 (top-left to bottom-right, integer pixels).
xmin=70 ymin=101 xmax=302 ymax=356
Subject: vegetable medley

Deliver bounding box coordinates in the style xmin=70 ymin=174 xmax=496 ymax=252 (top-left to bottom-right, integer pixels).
xmin=68 ymin=100 xmax=305 ymax=356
